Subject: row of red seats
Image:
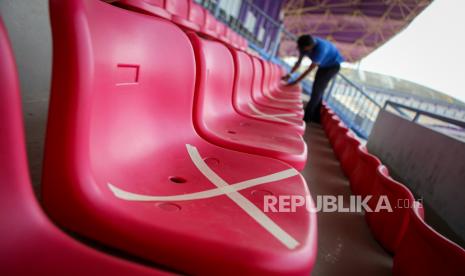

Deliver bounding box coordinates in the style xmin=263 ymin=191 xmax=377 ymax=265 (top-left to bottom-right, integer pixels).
xmin=321 ymin=103 xmax=465 ymax=275
xmin=111 ymin=0 xmax=307 ymax=169
xmin=1 ymin=0 xmax=316 ymax=275
xmin=113 ymin=0 xmax=249 ymax=50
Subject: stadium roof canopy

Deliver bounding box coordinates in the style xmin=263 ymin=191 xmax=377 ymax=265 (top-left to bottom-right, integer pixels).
xmin=280 ymin=0 xmax=432 ymax=62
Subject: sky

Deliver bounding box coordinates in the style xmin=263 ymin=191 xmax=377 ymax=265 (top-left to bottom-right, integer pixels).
xmin=358 ymin=0 xmax=465 ymax=103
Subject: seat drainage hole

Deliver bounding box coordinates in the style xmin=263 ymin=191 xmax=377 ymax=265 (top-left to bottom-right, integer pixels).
xmin=227 ymin=130 xmax=236 ymax=134
xmin=157 ymin=202 xmax=181 ymax=212
xmin=169 ymin=176 xmax=186 ymax=184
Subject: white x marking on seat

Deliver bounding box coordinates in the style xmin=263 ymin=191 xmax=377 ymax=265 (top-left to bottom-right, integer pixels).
xmin=108 ymin=144 xmax=301 ymax=249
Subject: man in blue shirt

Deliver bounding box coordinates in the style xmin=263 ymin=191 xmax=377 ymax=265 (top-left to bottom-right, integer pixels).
xmin=282 ymin=35 xmax=344 ymax=123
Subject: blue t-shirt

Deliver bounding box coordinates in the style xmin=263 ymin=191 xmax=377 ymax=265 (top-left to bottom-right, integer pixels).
xmin=301 ymin=37 xmax=344 ymax=68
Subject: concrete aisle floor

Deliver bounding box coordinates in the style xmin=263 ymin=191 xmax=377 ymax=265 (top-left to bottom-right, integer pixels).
xmin=303 ymin=123 xmax=392 ymax=276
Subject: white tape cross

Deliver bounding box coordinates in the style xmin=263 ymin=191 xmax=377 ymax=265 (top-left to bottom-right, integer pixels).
xmin=108 ymin=144 xmax=301 ymax=249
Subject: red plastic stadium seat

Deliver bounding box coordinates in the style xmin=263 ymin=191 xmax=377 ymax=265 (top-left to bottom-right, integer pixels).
xmin=230 ymin=31 xmax=241 ymax=49
xmin=200 ymin=11 xmax=217 ymax=38
xmin=113 ymin=0 xmax=171 ymax=19
xmin=188 ymin=2 xmax=205 ymax=30
xmin=0 ymin=17 xmax=166 ymax=276
xmin=215 ymin=21 xmax=229 ymax=43
xmin=273 ymin=63 xmax=302 ymax=94
xmin=240 ymin=36 xmax=248 ymax=51
xmin=338 ymin=136 xmax=362 ymax=177
xmin=262 ymin=63 xmax=296 ymax=99
xmin=251 ymin=57 xmax=304 ymax=116
xmin=349 ymin=146 xmax=382 ymax=197
xmin=323 ymin=114 xmax=341 ymax=136
xmin=43 ymin=1 xmax=316 ymax=274
xmin=225 ymin=28 xmax=235 ymax=46
xmin=188 ymin=32 xmax=307 ymax=170
xmin=115 ymin=0 xmax=200 ymax=31
xmin=262 ymin=61 xmax=302 ymax=102
xmin=228 ymin=47 xmax=305 ymax=134
xmin=332 ymin=127 xmax=352 ymax=159
xmin=321 ymin=103 xmax=334 ymax=127
xmin=365 ymin=166 xmax=416 ymax=253
xmin=268 ymin=63 xmax=302 ymax=98
xmin=393 ymin=206 xmax=465 ymax=275
xmin=248 ymin=55 xmax=304 ymax=119
xmin=165 ymin=0 xmax=199 ymax=31
xmin=328 ymin=122 xmax=348 ymax=146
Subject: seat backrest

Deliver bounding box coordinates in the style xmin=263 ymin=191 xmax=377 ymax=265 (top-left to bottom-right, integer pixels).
xmin=43 ymin=0 xmax=196 ymax=210
xmin=332 ymin=127 xmax=350 ymax=157
xmin=270 ymin=63 xmax=279 ymax=89
xmin=203 ymin=12 xmax=216 ymax=32
xmin=215 ymin=21 xmax=226 ymax=38
xmin=251 ymin=56 xmax=264 ymax=100
xmin=241 ymin=37 xmax=248 ymax=50
xmin=187 ymin=32 xmax=235 ymax=130
xmin=189 ymin=2 xmax=205 ymax=26
xmin=112 ymin=0 xmax=171 ymax=19
xmin=224 ymin=27 xmax=232 ymax=41
xmin=165 ymin=0 xmax=189 ymax=19
xmin=349 ymin=146 xmax=382 ymax=196
xmin=0 ymin=17 xmax=35 ymax=225
xmin=237 ymin=36 xmax=243 ymax=49
xmin=365 ymin=166 xmax=415 ymax=253
xmin=324 ymin=114 xmax=341 ymax=134
xmin=266 ymin=62 xmax=275 ymax=91
xmin=339 ymin=136 xmax=361 ymax=176
xmin=393 ymin=205 xmax=465 ymax=275
xmin=267 ymin=62 xmax=275 ymax=89
xmin=321 ymin=105 xmax=333 ymax=125
xmin=230 ymin=48 xmax=254 ymax=109
xmin=261 ymin=61 xmax=272 ymax=95
xmin=328 ymin=122 xmax=346 ymax=145
xmin=229 ymin=31 xmax=239 ymax=48
xmin=365 ymin=164 xmax=389 ymax=208
xmin=143 ymin=0 xmax=164 ymax=6
xmin=236 ymin=33 xmax=244 ymax=50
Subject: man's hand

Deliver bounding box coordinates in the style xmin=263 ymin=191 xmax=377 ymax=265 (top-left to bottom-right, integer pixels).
xmin=286 ymin=63 xmax=317 ymax=87
xmin=281 ymin=74 xmax=291 ymax=81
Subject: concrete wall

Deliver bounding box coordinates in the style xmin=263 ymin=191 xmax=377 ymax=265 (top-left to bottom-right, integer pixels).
xmin=0 ymin=0 xmax=51 ymax=191
xmin=367 ymin=110 xmax=465 ymax=247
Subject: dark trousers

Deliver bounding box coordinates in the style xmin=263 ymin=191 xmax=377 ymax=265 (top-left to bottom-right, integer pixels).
xmin=303 ymin=63 xmax=340 ymax=123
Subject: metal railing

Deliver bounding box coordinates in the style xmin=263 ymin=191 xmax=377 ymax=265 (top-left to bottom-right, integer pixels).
xmin=196 ymin=0 xmax=295 ymax=57
xmin=384 ymin=101 xmax=465 ymax=141
xmin=363 ymin=87 xmax=465 ymax=122
xmin=384 ymin=101 xmax=465 ymax=128
xmin=324 ymin=74 xmax=383 ymax=139
xmin=324 ymin=75 xmax=465 ymax=140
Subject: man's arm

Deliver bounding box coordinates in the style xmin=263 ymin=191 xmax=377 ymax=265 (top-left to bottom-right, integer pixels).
xmin=289 ymin=55 xmax=303 ymax=74
xmin=282 ymin=55 xmax=303 ymax=80
xmin=286 ymin=63 xmax=318 ymax=86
